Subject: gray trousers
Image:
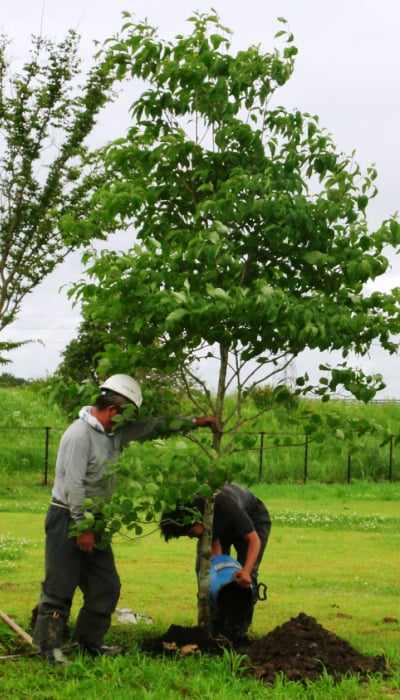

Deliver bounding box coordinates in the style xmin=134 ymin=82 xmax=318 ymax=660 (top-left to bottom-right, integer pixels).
xmin=33 ymin=504 xmax=121 ymax=650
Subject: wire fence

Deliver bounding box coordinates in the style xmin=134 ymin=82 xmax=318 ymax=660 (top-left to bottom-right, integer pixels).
xmin=0 ymin=424 xmax=398 ymax=485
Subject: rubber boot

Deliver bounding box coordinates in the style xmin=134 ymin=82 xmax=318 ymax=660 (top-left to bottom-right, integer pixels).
xmin=73 ymin=607 xmax=121 ymax=655
xmin=73 ymin=607 xmax=108 ymax=647
xmin=32 ymin=611 xmax=68 ymax=665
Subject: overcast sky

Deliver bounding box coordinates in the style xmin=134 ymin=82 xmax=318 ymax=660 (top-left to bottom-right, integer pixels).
xmin=2 ymin=0 xmax=400 ymax=397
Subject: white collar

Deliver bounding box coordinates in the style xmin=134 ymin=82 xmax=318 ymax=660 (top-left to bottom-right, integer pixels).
xmin=79 ymin=406 xmax=105 ymax=433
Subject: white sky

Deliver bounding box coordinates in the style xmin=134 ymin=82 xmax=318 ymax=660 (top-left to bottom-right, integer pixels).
xmin=2 ymin=0 xmax=400 ymax=397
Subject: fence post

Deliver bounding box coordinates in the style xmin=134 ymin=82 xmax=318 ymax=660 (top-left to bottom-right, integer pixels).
xmin=304 ymin=433 xmax=308 ymax=483
xmin=389 ymin=435 xmax=393 ymax=482
xmin=258 ymin=432 xmax=265 ymax=482
xmin=44 ymin=427 xmax=51 ymax=485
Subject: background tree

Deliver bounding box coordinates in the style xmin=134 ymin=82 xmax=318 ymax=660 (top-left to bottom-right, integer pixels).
xmin=70 ymin=12 xmax=400 ymax=631
xmin=53 ymin=316 xmax=196 ymax=417
xmin=0 ymin=29 xmax=122 ymax=363
xmin=0 ymin=371 xmax=27 ymax=387
xmin=56 ymin=318 xmax=107 ymax=386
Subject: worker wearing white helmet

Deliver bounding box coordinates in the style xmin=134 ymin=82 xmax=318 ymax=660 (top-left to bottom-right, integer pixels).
xmin=99 ymin=374 xmax=143 ymax=408
xmin=33 ymin=373 xmax=220 ymax=665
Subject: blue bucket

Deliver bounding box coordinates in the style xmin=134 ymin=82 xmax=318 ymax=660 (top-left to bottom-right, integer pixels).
xmin=209 ymin=554 xmax=253 ymax=614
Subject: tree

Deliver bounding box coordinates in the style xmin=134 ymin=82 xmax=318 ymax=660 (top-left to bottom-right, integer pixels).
xmin=0 ymin=29 xmax=122 ymax=363
xmin=0 ymin=371 xmax=27 ymax=387
xmin=69 ymin=12 xmax=400 ymax=631
xmin=53 ymin=316 xmax=197 ymax=417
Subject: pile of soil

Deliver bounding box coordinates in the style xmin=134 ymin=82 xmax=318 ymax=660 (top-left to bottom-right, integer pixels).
xmin=141 ymin=612 xmax=387 ymax=685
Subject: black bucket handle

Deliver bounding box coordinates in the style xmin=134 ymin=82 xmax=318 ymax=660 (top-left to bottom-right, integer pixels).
xmin=256 ymin=582 xmax=268 ymax=601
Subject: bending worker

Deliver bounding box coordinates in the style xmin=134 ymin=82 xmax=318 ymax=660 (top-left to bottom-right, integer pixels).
xmin=33 ymin=374 xmax=220 ymax=664
xmin=160 ymin=482 xmax=271 ymax=640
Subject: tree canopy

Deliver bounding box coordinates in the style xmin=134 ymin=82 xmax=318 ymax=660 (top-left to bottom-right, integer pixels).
xmin=70 ymin=11 xmax=400 ymax=447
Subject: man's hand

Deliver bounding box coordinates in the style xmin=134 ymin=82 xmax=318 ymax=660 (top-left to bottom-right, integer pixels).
xmin=76 ymin=531 xmax=95 ymax=553
xmin=194 ymin=415 xmax=222 ymax=433
xmin=234 ymin=568 xmax=253 ymax=588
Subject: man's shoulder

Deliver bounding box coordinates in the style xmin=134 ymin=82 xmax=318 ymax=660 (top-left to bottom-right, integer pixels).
xmin=219 ymin=483 xmax=246 ymax=500
xmin=65 ymin=417 xmax=86 ymax=431
xmin=61 ymin=418 xmax=92 ymax=441
xmin=217 ymin=483 xmax=255 ymax=511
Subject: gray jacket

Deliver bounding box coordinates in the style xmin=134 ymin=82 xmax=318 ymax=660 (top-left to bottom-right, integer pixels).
xmin=52 ymin=414 xmax=191 ymax=521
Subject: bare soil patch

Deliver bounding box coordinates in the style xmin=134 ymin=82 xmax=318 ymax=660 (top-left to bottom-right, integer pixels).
xmin=1 ymin=610 xmax=388 ymax=686
xmin=140 ymin=612 xmax=387 ymax=685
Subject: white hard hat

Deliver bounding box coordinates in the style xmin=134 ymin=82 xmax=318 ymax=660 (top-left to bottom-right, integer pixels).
xmin=100 ymin=374 xmax=143 ymax=408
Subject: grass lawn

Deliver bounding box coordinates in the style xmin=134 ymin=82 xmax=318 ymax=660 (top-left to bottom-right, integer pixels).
xmin=0 ymin=481 xmax=399 ymax=699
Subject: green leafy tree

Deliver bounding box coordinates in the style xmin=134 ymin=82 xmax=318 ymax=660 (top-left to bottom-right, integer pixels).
xmin=53 ymin=315 xmax=196 ymax=417
xmin=0 ymin=29 xmax=123 ymax=363
xmin=0 ymin=371 xmax=27 ymax=387
xmin=70 ymin=12 xmax=400 ymax=631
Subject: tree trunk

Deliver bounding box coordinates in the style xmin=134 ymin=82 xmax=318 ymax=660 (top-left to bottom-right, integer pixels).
xmin=212 ymin=342 xmax=229 ymax=453
xmin=196 ymin=495 xmax=214 ymax=634
xmin=197 ymin=344 xmax=229 ymax=631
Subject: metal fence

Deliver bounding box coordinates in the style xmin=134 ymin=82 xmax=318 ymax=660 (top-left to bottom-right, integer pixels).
xmin=0 ymin=425 xmax=398 ymax=484
xmin=0 ymin=426 xmax=64 ymax=485
xmin=235 ymin=431 xmax=397 ymax=483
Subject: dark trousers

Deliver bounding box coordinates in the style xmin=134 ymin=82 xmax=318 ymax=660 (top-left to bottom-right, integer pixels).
xmin=33 ymin=504 xmax=121 ymax=649
xmin=196 ymin=512 xmax=271 ymax=638
xmin=216 ymin=518 xmax=271 ymax=637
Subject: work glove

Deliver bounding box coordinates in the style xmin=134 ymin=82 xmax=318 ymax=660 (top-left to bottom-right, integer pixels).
xmin=76 ymin=531 xmax=95 ymax=553
xmin=193 ymin=415 xmax=222 ymax=433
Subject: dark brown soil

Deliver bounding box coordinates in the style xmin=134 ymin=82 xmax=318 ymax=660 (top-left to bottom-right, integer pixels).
xmin=140 ymin=612 xmax=387 ymax=685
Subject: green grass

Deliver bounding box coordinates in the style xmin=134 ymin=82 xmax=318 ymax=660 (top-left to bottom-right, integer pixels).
xmin=0 ymin=482 xmax=399 ymax=698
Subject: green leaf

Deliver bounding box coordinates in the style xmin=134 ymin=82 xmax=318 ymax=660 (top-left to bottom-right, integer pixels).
xmin=144 ymin=482 xmax=160 ymax=496
xmin=213 ymin=221 xmax=229 ymax=235
xmin=167 ymin=418 xmax=190 ymax=431
xmin=303 ymin=251 xmax=326 ymax=265
xmin=171 ymin=291 xmax=187 ymax=303
xmin=110 ymin=519 xmax=122 ymax=533
xmin=209 ymin=34 xmax=226 ymax=50
xmin=165 ymin=308 xmax=188 ymax=325
xmin=83 ymin=511 xmax=95 ymax=524
xmin=206 ymin=284 xmax=230 ymax=302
